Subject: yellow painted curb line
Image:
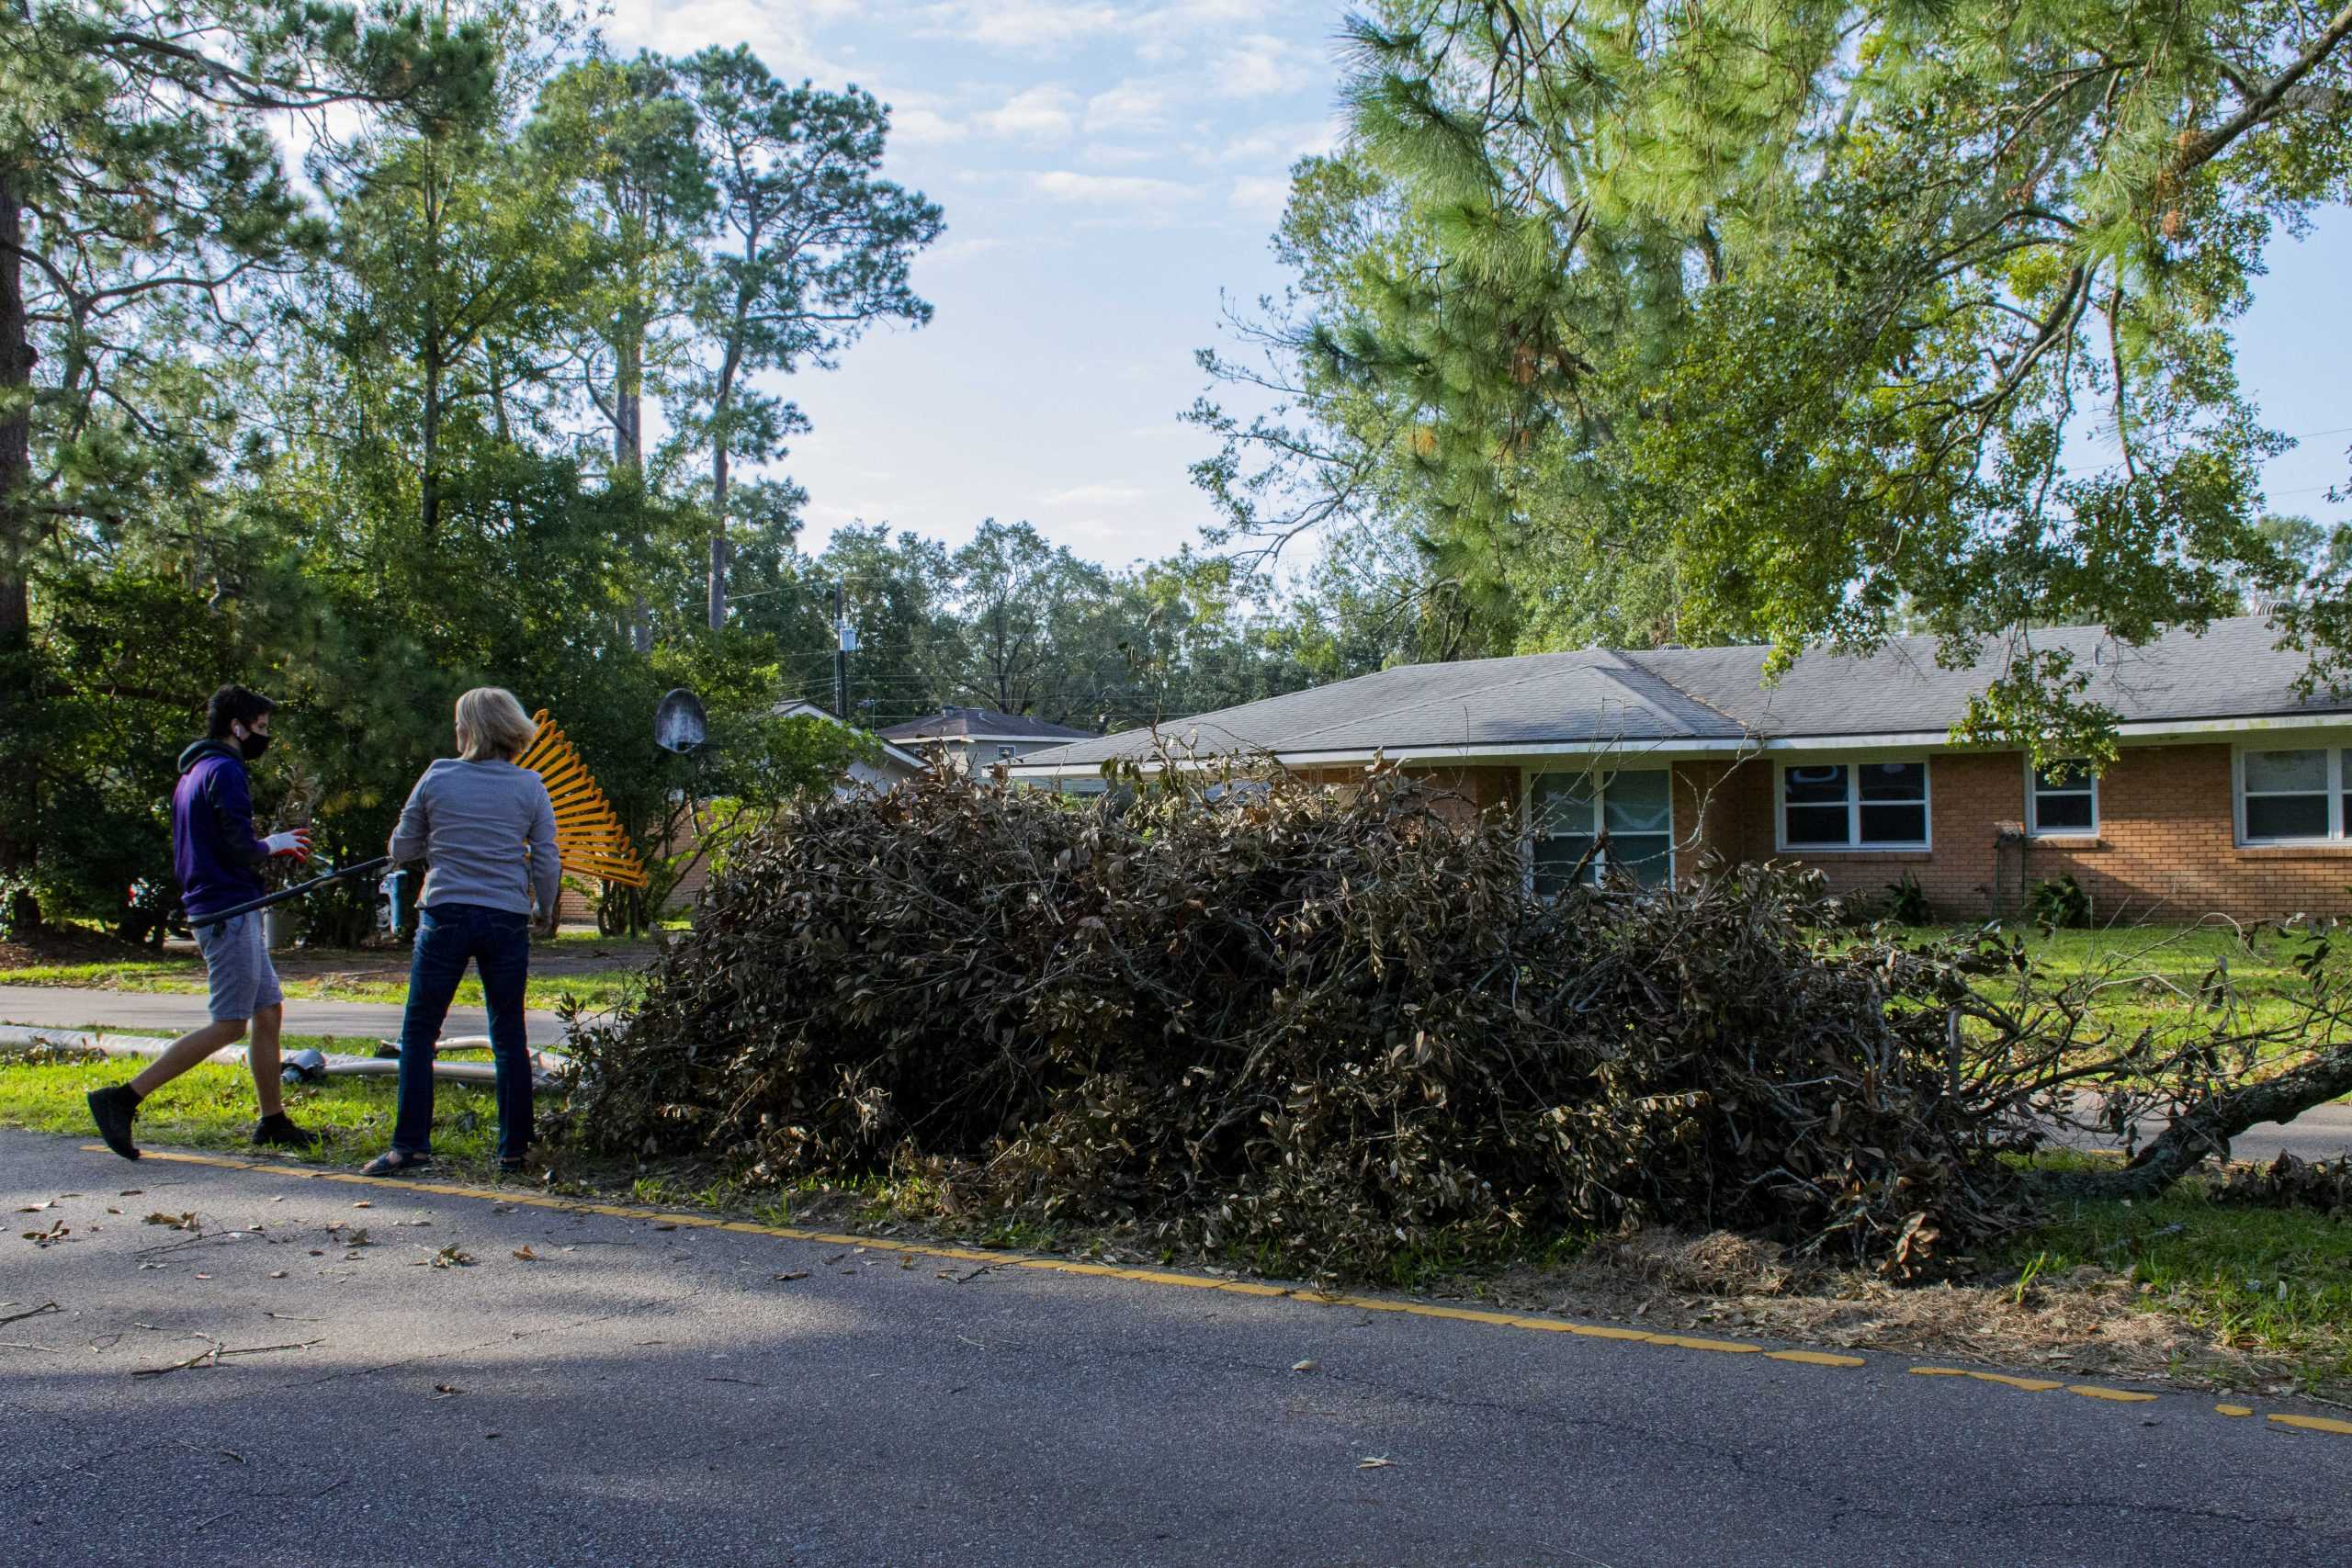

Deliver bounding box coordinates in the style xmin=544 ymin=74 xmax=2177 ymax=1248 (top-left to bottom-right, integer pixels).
xmin=2270 ymin=1413 xmax=2352 ymax=1436
xmin=99 ymin=1146 xmax=1870 ymax=1371
xmin=84 ymin=1146 xmax=2346 ymax=1438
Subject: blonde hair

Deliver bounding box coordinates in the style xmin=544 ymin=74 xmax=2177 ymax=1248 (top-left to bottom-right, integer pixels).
xmin=454 ymin=687 xmax=537 ymax=762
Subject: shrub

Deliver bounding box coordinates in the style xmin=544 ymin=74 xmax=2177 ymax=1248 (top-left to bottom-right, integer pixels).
xmin=1884 ymin=870 xmax=1931 ymax=925
xmin=570 ymin=762 xmax=2033 ymax=1280
xmin=2028 ymin=874 xmax=2093 ymax=931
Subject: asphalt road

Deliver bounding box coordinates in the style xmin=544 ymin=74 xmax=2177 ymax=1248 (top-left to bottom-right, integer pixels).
xmin=3 ymin=1128 xmax=2347 ymax=1567
xmin=0 ymin=985 xmax=575 ymax=1047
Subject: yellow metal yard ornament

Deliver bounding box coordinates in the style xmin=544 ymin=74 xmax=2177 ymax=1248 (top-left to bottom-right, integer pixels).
xmin=517 ymin=709 xmax=648 ymax=889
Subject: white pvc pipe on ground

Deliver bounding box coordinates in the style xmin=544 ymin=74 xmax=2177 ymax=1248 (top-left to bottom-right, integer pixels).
xmin=0 ymin=1024 xmax=568 ymax=1087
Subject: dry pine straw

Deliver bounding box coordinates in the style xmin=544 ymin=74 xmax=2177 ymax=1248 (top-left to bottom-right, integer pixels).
xmin=1466 ymin=1227 xmax=2333 ymax=1400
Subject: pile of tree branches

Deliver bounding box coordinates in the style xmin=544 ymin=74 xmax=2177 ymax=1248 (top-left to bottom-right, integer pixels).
xmin=571 ymin=760 xmax=2352 ymax=1280
xmin=574 ymin=763 xmax=2056 ymax=1278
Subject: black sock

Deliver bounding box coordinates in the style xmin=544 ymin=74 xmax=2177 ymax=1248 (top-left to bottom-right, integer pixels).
xmin=120 ymin=1083 xmax=146 ymax=1108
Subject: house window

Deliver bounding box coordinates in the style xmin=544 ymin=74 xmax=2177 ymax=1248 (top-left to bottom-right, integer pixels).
xmin=2028 ymin=760 xmax=2098 ymax=837
xmin=997 ymin=745 xmax=1017 ymax=761
xmin=1778 ymin=761 xmax=1929 ymax=849
xmin=1530 ymin=768 xmax=1673 ymax=893
xmin=2239 ymin=747 xmax=2339 ymax=842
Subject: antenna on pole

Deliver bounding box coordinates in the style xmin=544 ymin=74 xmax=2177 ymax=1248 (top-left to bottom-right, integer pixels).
xmin=832 ymin=580 xmax=854 ymax=718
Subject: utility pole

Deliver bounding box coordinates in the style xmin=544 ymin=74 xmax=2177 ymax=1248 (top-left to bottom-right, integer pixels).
xmin=831 ymin=580 xmax=854 ymax=719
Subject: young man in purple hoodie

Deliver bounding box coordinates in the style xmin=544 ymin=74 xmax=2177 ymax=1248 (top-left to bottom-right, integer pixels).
xmin=86 ymin=685 xmax=317 ymax=1159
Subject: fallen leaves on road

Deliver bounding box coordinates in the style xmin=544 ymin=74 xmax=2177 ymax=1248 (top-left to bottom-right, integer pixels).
xmin=433 ymin=1383 xmax=463 ymax=1397
xmin=0 ymin=1302 xmax=62 ymax=1327
xmin=430 ymin=1246 xmax=476 ymax=1269
xmin=512 ymin=1246 xmax=538 ymax=1261
xmin=1357 ymin=1456 xmax=1396 ymax=1471
xmin=21 ymin=1219 xmax=69 ymax=1247
xmin=1292 ymin=1359 xmax=1318 ymax=1373
xmin=142 ymin=1212 xmax=199 ymax=1231
xmin=771 ymin=1270 xmax=808 ymax=1282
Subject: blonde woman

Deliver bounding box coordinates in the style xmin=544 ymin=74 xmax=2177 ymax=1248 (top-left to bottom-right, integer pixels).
xmin=363 ymin=688 xmax=560 ymax=1176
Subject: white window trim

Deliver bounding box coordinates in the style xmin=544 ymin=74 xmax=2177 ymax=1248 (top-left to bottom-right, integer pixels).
xmin=2233 ymin=743 xmax=2346 ymax=846
xmin=2025 ymin=755 xmax=2099 ymax=840
xmin=1521 ymin=765 xmax=1676 ymax=887
xmin=1773 ymin=758 xmax=1933 ymax=852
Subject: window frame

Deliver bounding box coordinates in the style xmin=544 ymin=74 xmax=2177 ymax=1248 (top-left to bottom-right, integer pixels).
xmin=2233 ymin=744 xmax=2346 ymax=846
xmin=1772 ymin=758 xmax=1933 ymax=852
xmin=1522 ymin=764 xmax=1677 ymax=890
xmin=2025 ymin=756 xmax=2100 ymax=840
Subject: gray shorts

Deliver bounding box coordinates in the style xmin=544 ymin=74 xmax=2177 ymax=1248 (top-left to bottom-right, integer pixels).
xmin=194 ymin=913 xmax=284 ymax=1023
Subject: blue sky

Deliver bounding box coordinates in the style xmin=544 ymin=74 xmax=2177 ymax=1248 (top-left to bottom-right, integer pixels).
xmin=603 ymin=0 xmax=2350 ymax=572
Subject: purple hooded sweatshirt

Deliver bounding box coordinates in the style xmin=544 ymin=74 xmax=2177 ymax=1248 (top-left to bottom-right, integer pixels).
xmin=172 ymin=738 xmax=272 ymax=922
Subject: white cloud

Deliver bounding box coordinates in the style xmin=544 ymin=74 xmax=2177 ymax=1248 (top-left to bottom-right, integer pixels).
xmin=1042 ymin=482 xmax=1150 ymax=505
xmin=1228 ymin=174 xmax=1290 ymax=218
xmin=600 ymin=0 xmax=856 ymax=79
xmin=1032 ymin=170 xmax=1197 ymax=204
xmin=1216 ymin=117 xmax=1340 ymax=166
xmin=1209 ymin=32 xmax=1314 ymax=99
xmin=1080 ymin=142 xmax=1162 ymax=167
xmin=977 ymin=85 xmax=1080 ymax=141
xmin=917 ymin=1 xmax=1126 ymax=51
xmin=890 ymin=105 xmax=967 ymax=146
xmin=926 ymin=236 xmax=1015 ymax=265
xmin=1083 ymin=78 xmax=1172 ymax=135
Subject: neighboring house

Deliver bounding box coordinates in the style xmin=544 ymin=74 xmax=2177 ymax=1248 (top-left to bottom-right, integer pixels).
xmin=559 ymin=700 xmax=927 ymax=922
xmin=775 ymin=699 xmax=930 ymax=796
xmin=1007 ymin=617 xmax=2352 ymax=924
xmin=879 ymin=705 xmax=1099 ymax=777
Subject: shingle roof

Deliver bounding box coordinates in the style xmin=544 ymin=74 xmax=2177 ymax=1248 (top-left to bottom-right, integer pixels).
xmin=879 ymin=706 xmax=1100 ymax=743
xmin=1012 ymin=616 xmax=2352 ymax=771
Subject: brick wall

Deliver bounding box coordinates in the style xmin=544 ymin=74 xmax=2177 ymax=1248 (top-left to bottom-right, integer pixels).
xmin=1654 ymin=743 xmax=2352 ymax=925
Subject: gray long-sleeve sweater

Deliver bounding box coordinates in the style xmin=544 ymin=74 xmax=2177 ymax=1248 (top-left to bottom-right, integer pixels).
xmin=388 ymin=758 xmax=561 ymax=917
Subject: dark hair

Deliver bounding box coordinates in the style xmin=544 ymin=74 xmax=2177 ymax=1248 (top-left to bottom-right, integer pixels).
xmin=206 ymin=684 xmax=277 ymax=739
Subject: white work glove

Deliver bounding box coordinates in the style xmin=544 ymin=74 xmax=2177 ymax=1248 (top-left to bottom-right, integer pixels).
xmin=264 ymin=829 xmax=313 ymax=862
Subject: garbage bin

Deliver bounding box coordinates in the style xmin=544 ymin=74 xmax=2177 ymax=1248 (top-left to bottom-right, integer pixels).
xmin=264 ymin=908 xmax=290 ymax=950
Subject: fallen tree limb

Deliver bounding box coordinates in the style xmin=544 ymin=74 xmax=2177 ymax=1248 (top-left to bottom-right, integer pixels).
xmin=2047 ymin=1043 xmax=2352 ymax=1201
xmin=131 ymin=1337 xmax=323 ymax=1377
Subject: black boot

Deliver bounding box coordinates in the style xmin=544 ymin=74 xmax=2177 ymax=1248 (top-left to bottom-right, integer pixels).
xmin=87 ymin=1084 xmax=141 ymax=1161
xmin=252 ymin=1111 xmax=321 ymax=1151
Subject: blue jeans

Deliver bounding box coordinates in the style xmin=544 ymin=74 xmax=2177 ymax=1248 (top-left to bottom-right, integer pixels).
xmin=390 ymin=903 xmax=533 ymax=1161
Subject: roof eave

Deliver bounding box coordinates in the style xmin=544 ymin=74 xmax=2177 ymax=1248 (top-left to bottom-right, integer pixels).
xmin=1003 ymin=708 xmax=2352 ymax=777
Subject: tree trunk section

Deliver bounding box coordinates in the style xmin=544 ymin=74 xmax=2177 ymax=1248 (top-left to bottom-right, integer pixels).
xmin=422 ymin=311 xmax=443 ymax=537
xmin=2053 ymin=1044 xmax=2352 ymax=1201
xmin=0 ymin=146 xmax=42 ymax=930
xmin=707 ymin=438 xmax=729 ymax=631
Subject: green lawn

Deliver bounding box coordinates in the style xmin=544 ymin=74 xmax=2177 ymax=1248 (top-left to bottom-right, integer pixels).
xmin=1881 ymin=920 xmax=2349 ymax=1080
xmin=2 ymin=1044 xmax=510 ymax=1172
xmin=1994 ymin=1157 xmax=2352 ymax=1393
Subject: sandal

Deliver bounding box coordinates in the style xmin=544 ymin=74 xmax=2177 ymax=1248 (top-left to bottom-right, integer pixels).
xmin=359 ymin=1148 xmax=433 ymax=1177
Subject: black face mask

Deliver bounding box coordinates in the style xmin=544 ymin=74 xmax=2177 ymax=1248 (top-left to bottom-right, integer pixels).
xmin=238 ymin=730 xmax=272 ymax=761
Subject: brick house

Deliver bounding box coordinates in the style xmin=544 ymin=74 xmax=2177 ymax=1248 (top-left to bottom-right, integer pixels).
xmin=1005 ymin=617 xmax=2352 ymax=924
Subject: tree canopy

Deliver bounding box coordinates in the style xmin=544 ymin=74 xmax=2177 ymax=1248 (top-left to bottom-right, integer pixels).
xmin=1193 ymin=0 xmax=2352 ymax=760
